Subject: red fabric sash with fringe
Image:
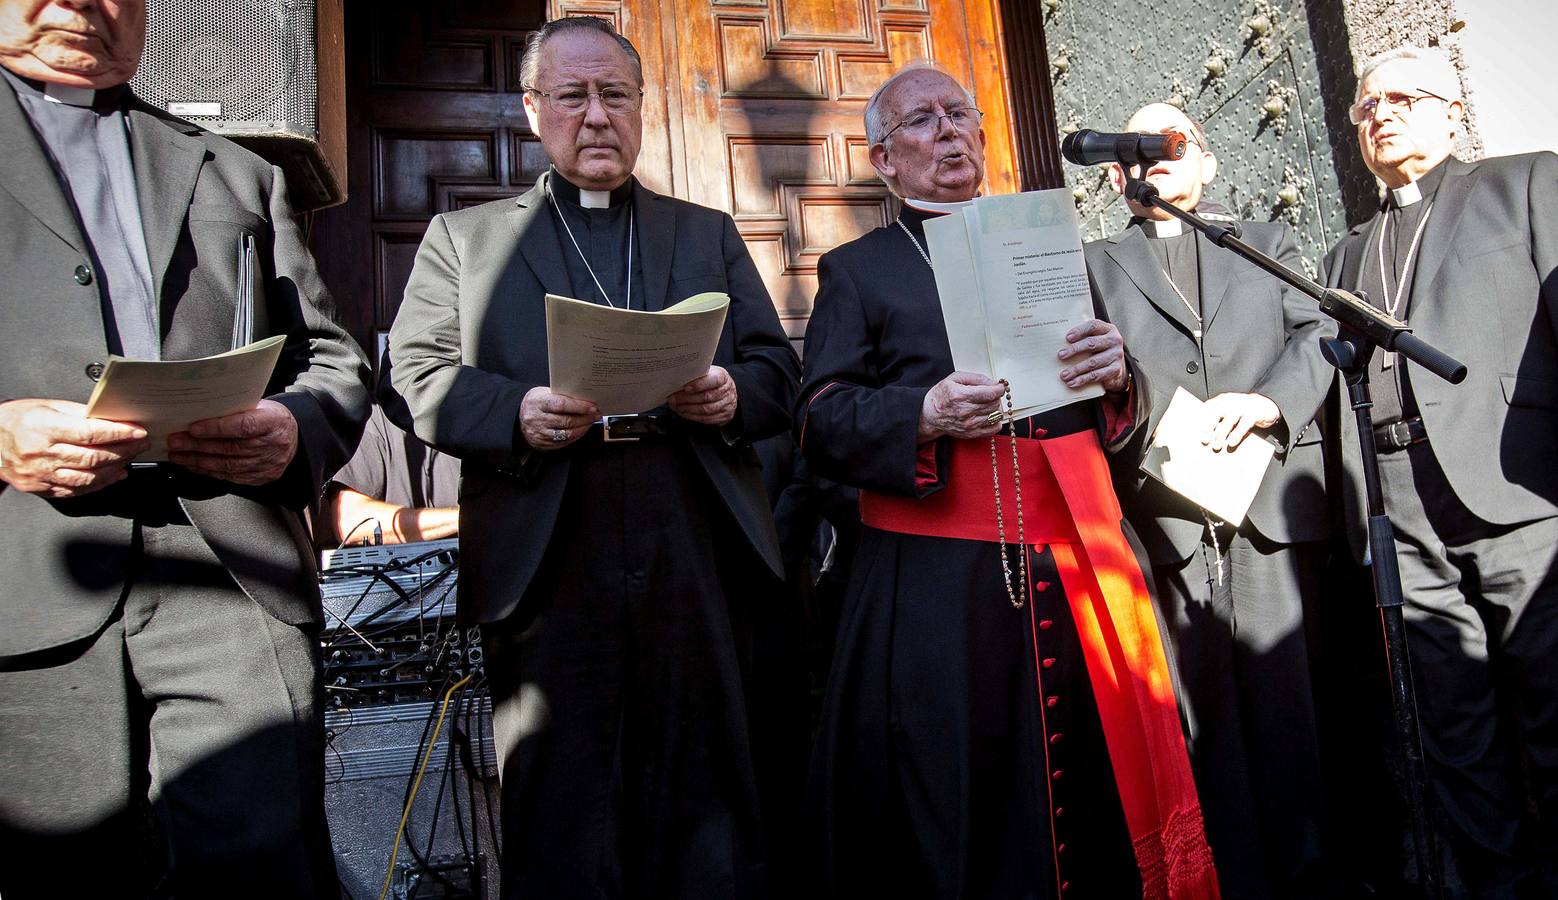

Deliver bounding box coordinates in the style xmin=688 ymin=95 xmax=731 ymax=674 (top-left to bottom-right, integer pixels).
xmin=859 ymin=432 xmax=1220 ymax=899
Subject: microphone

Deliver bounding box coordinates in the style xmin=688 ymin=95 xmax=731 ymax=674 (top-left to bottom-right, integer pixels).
xmin=1060 ymin=130 xmax=1188 ymax=167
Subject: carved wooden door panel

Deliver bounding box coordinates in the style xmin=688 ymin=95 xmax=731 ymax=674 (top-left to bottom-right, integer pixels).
xmin=313 ymin=2 xmax=549 ymax=354
xmin=663 ymin=0 xmax=1020 ymax=342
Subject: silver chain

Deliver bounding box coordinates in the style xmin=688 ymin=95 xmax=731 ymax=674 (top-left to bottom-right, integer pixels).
xmin=1375 ymin=200 xmax=1434 ymax=319
xmin=1158 ymin=264 xmax=1203 ymax=342
xmin=551 ymin=193 xmax=634 ymax=310
xmin=898 ymin=219 xmax=933 ymax=270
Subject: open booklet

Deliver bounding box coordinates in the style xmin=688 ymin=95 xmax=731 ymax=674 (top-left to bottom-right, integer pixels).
xmin=84 ymin=335 xmax=287 ymax=461
xmin=546 ymin=291 xmax=729 ymax=416
xmin=1140 ymin=387 xmax=1277 ymax=526
xmin=921 ymin=189 xmax=1104 ymax=419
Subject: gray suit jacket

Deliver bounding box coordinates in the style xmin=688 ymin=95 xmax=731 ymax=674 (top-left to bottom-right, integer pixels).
xmin=1322 ymin=153 xmax=1558 ymax=557
xmin=385 ymin=175 xmax=799 ymax=625
xmin=0 ymin=83 xmax=371 ymax=658
xmin=1087 ymin=221 xmax=1334 ymax=564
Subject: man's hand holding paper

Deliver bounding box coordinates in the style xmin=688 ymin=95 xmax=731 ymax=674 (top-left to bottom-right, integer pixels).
xmin=1141 ymin=387 xmax=1276 ymax=525
xmin=0 ymin=399 xmax=150 ymax=498
xmin=519 ymin=386 xmax=600 ymax=451
xmin=1199 ymin=392 xmax=1280 ymax=451
xmin=668 ymin=366 xmax=738 ymax=426
xmin=1057 ymin=318 xmax=1130 ymax=393
xmin=166 ymin=399 xmax=299 ymax=485
xmin=918 ymin=372 xmax=1006 ymax=442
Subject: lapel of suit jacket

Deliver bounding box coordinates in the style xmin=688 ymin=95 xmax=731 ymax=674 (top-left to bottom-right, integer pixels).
xmin=1102 ymin=226 xmax=1202 ymax=338
xmin=127 ymin=103 xmax=204 ymax=328
xmin=1332 ymin=216 xmax=1375 ymax=291
xmin=633 ymin=180 xmax=675 ymax=312
xmin=512 ymin=174 xmax=573 ymax=298
xmin=0 ymin=78 xmax=87 ymax=253
xmin=1196 ymin=228 xmax=1233 ymax=331
xmin=1410 ymin=156 xmax=1478 ymax=307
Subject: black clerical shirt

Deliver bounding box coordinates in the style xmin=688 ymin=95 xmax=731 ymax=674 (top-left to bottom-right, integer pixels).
xmin=1359 ymin=160 xmax=1448 ymax=425
xmin=545 ymin=168 xmax=647 ymax=312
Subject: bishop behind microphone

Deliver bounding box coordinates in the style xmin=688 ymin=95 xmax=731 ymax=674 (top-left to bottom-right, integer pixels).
xmin=1061 ymin=130 xmax=1188 ymax=167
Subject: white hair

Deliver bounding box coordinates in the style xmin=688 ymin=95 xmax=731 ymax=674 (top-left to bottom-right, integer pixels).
xmin=863 ymin=62 xmax=977 ymax=146
xmin=1356 ymin=45 xmax=1461 ymax=102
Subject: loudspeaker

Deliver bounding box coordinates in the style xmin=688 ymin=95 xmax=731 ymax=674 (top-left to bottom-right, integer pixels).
xmin=130 ymin=0 xmax=346 ymax=211
xmin=326 ymin=699 xmax=502 ymax=899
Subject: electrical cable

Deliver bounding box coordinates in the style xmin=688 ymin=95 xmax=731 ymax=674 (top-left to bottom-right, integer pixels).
xmin=336 ymin=516 xmax=381 ymax=550
xmin=378 ymin=671 xmax=473 ymax=900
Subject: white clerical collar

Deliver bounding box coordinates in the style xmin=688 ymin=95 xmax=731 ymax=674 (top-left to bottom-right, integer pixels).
xmin=43 ymin=82 xmax=97 ymax=107
xmin=902 ymin=195 xmax=978 ymax=214
xmin=1388 ymin=179 xmax=1423 ymax=208
xmin=579 ymin=188 xmax=611 ymax=209
xmin=1141 ymin=217 xmax=1185 ymax=238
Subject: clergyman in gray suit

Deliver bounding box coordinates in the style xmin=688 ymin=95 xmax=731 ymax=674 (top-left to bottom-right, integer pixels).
xmin=1085 ymin=103 xmax=1335 ymax=897
xmin=0 ymin=2 xmax=369 ymax=897
xmin=1321 ymin=46 xmax=1558 ymax=896
xmin=384 ymin=16 xmax=799 ymax=898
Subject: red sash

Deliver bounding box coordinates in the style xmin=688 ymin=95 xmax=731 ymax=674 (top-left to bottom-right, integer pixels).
xmin=860 ymin=433 xmax=1220 ymax=900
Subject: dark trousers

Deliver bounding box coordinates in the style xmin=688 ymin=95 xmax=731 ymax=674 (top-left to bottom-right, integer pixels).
xmin=1378 ymin=443 xmax=1558 ymax=898
xmin=1155 ymin=529 xmax=1328 ymax=899
xmin=0 ymin=520 xmax=336 ymax=899
xmin=482 ymin=439 xmax=767 ymax=900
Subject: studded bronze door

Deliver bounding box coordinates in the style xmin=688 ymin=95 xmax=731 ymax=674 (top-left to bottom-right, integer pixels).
xmin=1043 ymin=0 xmax=1376 ymax=271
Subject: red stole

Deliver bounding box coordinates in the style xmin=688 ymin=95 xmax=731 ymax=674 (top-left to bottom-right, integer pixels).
xmin=860 ymin=432 xmax=1220 ymax=899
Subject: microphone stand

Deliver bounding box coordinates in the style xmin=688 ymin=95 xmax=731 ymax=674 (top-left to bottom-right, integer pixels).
xmin=1117 ymin=170 xmax=1464 ymax=900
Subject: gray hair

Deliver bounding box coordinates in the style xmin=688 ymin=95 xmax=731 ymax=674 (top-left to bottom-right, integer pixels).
xmin=864 ymin=62 xmax=977 ymax=145
xmin=1356 ymin=45 xmax=1461 ymax=102
xmin=519 ymin=16 xmax=644 ymax=91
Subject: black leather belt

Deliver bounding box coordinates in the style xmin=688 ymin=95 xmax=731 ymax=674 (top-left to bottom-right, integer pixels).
xmin=1372 ymin=416 xmax=1429 ymax=452
xmin=588 ymin=413 xmax=674 ymax=443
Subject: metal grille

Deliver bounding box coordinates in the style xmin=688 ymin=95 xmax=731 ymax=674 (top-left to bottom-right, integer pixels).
xmin=131 ymin=0 xmax=316 ymax=136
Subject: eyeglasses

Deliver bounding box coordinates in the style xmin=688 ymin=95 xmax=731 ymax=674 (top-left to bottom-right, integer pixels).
xmin=526 ymin=85 xmax=643 ymax=115
xmin=1348 ymin=90 xmax=1450 ymax=125
xmin=881 ymin=106 xmax=984 ymax=143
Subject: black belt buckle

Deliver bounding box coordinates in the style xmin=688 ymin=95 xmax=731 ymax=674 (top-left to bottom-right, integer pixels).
xmin=601 ymin=414 xmax=642 ymax=443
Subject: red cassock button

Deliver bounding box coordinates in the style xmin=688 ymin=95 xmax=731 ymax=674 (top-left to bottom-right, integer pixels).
xmin=1042 ymin=657 xmax=1056 ymax=668
xmin=1037 ymin=580 xmax=1052 ymax=592
xmin=1039 ymin=619 xmax=1054 ymax=630
xmin=1046 ymin=696 xmax=1059 ymax=708
xmin=1051 ymin=769 xmax=1063 ymax=781
xmin=1050 ymin=733 xmax=1064 ymax=745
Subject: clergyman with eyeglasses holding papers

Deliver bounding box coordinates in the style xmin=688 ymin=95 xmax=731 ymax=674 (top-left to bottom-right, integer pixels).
xmin=382 ymin=16 xmax=799 ymax=899
xmin=1320 ymin=45 xmax=1558 ymax=896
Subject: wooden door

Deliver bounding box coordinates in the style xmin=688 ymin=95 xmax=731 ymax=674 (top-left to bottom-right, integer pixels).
xmin=312 ymin=1 xmax=1018 ymax=355
xmin=661 ymin=0 xmax=1019 ymax=343
xmin=312 ymin=2 xmax=550 ymax=355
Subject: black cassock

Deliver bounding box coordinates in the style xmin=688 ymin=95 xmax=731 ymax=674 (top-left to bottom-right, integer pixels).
xmin=797 ymin=208 xmax=1144 ymax=899
xmin=480 ymin=176 xmax=774 ymax=899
